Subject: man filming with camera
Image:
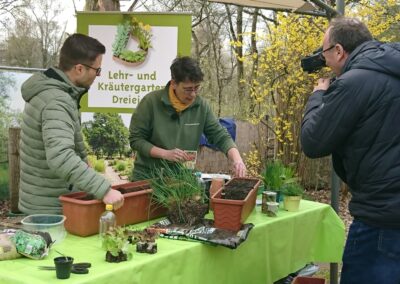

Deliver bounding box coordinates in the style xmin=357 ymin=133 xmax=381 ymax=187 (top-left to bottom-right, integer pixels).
xmin=301 ymin=17 xmax=400 ymax=284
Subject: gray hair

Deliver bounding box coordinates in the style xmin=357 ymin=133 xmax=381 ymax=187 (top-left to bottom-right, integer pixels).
xmin=328 ymin=17 xmax=373 ymax=54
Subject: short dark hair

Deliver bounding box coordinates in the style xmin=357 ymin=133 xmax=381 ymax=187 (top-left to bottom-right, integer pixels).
xmin=170 ymin=56 xmax=204 ymax=83
xmin=328 ymin=17 xmax=373 ymax=54
xmin=59 ymin=33 xmax=106 ymax=71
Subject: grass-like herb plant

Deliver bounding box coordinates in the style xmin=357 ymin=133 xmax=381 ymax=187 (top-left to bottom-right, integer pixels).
xmin=261 ymin=160 xmax=297 ymax=191
xmin=281 ymin=182 xmax=304 ymax=197
xmin=149 ymin=161 xmax=208 ymax=226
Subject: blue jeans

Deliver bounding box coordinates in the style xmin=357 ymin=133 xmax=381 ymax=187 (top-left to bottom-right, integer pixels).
xmin=340 ymin=219 xmax=400 ymax=284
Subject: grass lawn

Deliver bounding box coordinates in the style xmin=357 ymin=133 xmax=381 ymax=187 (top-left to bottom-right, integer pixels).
xmin=0 ymin=163 xmax=9 ymax=200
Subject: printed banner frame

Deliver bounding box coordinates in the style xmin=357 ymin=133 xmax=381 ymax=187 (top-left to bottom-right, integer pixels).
xmin=77 ymin=12 xmax=192 ymax=113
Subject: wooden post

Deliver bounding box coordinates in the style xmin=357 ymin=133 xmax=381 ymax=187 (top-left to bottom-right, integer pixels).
xmin=8 ymin=127 xmax=21 ymax=213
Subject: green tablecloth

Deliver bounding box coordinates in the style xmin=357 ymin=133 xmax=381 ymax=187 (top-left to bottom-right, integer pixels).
xmin=0 ymin=200 xmax=345 ymax=284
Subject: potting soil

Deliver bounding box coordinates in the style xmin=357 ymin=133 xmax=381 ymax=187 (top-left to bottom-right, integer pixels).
xmin=148 ymin=218 xmax=253 ymax=249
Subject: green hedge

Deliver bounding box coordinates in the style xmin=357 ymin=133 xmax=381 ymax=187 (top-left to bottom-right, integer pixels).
xmin=0 ymin=163 xmax=9 ymax=200
xmin=94 ymin=159 xmax=106 ymax=173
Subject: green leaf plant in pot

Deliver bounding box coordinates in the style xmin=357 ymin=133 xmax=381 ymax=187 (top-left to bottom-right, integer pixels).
xmin=126 ymin=228 xmax=159 ymax=254
xmin=101 ymin=227 xmax=132 ymax=263
xmin=261 ymin=160 xmax=297 ymax=202
xmin=281 ymin=182 xmax=304 ymax=212
xmin=150 ymin=162 xmax=208 ymax=226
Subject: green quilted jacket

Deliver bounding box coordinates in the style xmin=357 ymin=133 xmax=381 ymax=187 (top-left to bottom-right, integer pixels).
xmin=18 ymin=68 xmax=111 ymax=214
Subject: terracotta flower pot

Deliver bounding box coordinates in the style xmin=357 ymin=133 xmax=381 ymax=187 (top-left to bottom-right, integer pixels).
xmin=209 ymin=178 xmax=225 ymax=211
xmin=59 ymin=181 xmax=166 ymax=237
xmin=283 ymin=196 xmax=302 ymax=212
xmin=211 ymin=177 xmax=260 ymax=231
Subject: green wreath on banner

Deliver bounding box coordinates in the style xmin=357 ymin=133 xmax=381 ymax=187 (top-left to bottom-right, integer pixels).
xmin=112 ymin=17 xmax=152 ymax=66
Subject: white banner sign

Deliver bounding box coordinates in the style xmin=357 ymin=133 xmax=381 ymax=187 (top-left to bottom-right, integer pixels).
xmin=88 ymin=25 xmax=178 ymax=108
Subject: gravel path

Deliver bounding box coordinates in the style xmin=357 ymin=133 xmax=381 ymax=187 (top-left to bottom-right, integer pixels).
xmin=101 ymin=161 xmax=128 ymax=186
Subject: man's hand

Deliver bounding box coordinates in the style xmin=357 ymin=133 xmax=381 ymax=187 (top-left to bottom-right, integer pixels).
xmin=163 ymin=148 xmax=190 ymax=162
xmin=313 ymin=78 xmax=331 ymax=92
xmin=102 ymin=188 xmax=124 ymax=210
xmin=150 ymin=146 xmax=190 ymax=162
xmin=227 ymin=148 xmax=247 ymax=177
xmin=232 ymin=160 xmax=246 ymax=177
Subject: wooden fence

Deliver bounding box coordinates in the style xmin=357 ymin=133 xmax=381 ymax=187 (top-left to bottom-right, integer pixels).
xmin=195 ymin=120 xmax=270 ymax=174
xmin=8 ymin=127 xmax=20 ymax=213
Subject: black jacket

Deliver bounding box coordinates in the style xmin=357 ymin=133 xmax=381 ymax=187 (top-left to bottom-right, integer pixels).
xmin=301 ymin=41 xmax=400 ymax=229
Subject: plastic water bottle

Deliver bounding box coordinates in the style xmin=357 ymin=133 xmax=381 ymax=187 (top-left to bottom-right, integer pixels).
xmin=99 ymin=204 xmax=116 ymax=239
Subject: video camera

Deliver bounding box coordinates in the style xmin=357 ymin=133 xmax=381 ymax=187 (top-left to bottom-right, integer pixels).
xmin=301 ymin=47 xmax=326 ymax=73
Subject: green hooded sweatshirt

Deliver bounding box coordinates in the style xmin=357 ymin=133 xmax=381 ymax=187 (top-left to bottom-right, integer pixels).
xmin=129 ymin=83 xmax=236 ymax=180
xmin=19 ymin=68 xmax=110 ymax=214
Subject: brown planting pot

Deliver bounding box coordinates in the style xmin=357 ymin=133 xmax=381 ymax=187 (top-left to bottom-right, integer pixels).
xmin=211 ymin=177 xmax=260 ymax=231
xmin=59 ymin=181 xmax=166 ymax=237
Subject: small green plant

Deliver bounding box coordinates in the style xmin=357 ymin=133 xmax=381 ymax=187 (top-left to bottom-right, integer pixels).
xmin=281 ymin=182 xmax=304 ymax=197
xmin=261 ymin=160 xmax=297 ymax=191
xmin=119 ymin=49 xmax=146 ymax=62
xmin=102 ymin=227 xmax=132 ymax=262
xmin=94 ymin=159 xmax=106 ymax=173
xmin=114 ymin=161 xmax=127 ymax=172
xmin=87 ymin=155 xmax=97 ymax=168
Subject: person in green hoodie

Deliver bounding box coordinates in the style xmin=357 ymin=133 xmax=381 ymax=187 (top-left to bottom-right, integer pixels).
xmin=19 ymin=33 xmax=124 ymax=214
xmin=129 ymin=56 xmax=246 ymax=180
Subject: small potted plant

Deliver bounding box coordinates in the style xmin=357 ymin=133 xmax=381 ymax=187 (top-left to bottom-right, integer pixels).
xmin=101 ymin=227 xmax=132 ymax=263
xmin=261 ymin=160 xmax=297 ymax=202
xmin=127 ymin=228 xmax=159 ymax=254
xmin=150 ymin=162 xmax=208 ymax=226
xmin=281 ymin=182 xmax=304 ymax=212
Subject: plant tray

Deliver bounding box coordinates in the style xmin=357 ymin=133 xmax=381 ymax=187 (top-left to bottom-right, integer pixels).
xmin=211 ymin=177 xmax=260 ymax=231
xmin=59 ymin=181 xmax=166 ymax=237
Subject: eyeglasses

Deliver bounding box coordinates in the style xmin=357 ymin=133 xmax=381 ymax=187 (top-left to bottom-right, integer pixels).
xmin=81 ymin=63 xmax=102 ymax=76
xmin=319 ymin=45 xmax=335 ymax=60
xmin=183 ymin=85 xmax=201 ymax=94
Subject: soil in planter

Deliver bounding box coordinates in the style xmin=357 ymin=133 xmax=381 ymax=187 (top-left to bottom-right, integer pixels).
xmin=105 ymin=251 xmax=128 ymax=263
xmin=73 ymin=185 xmax=150 ymax=200
xmin=222 ymin=179 xmax=259 ymax=200
xmin=76 ymin=194 xmax=95 ymax=201
xmin=167 ymin=199 xmax=208 ymax=226
xmin=116 ymin=185 xmax=150 ymax=194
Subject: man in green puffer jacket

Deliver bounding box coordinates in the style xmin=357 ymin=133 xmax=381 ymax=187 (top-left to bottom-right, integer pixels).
xmin=19 ymin=34 xmax=124 ymax=214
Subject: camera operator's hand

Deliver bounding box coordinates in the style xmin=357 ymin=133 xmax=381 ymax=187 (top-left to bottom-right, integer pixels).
xmin=313 ymin=78 xmax=331 ymax=92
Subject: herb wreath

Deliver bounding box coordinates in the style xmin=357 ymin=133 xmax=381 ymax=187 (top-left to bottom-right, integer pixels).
xmin=112 ymin=17 xmax=152 ymax=65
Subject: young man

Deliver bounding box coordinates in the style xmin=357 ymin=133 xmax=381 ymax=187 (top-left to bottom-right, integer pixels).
xmin=19 ymin=34 xmax=124 ymax=214
xmin=301 ymin=18 xmax=400 ymax=284
xmin=129 ymin=56 xmax=246 ymax=180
